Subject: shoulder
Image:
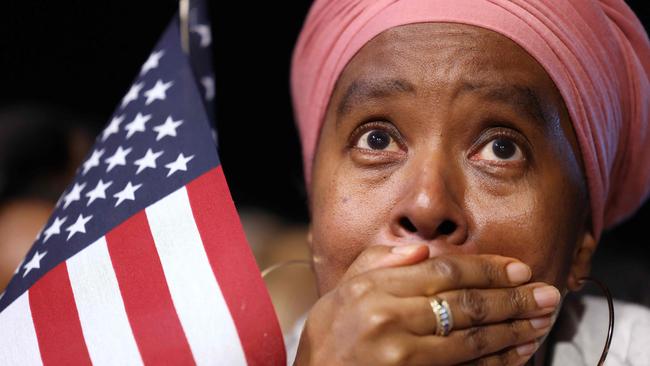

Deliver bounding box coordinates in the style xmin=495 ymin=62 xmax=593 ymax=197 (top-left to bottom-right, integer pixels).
xmin=551 ymin=295 xmax=650 ymax=366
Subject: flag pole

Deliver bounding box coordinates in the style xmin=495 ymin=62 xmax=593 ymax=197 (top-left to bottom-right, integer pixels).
xmin=179 ymin=0 xmax=190 ymax=54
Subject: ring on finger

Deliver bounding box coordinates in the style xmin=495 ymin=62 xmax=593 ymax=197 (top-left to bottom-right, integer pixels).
xmin=429 ymin=297 xmax=454 ymax=336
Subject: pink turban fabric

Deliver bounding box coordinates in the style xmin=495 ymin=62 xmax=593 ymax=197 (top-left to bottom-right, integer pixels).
xmin=291 ymin=0 xmax=650 ymax=237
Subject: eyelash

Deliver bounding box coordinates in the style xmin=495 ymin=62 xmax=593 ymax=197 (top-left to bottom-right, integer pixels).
xmin=348 ymin=120 xmax=404 ymax=150
xmin=347 ymin=120 xmax=532 ymax=165
xmin=470 ymin=126 xmax=531 ymax=161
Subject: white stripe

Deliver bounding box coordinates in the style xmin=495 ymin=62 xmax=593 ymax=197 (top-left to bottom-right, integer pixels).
xmin=67 ymin=237 xmax=143 ymax=366
xmin=147 ymin=187 xmax=247 ymax=366
xmin=0 ymin=292 xmax=43 ymax=365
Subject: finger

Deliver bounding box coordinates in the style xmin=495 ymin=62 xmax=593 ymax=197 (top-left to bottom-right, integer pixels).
xmin=340 ymin=244 xmax=429 ymax=282
xmin=457 ymin=341 xmax=540 ymax=366
xmin=380 ymin=283 xmax=559 ymax=336
xmin=366 ymin=254 xmax=532 ymax=297
xmin=434 ymin=283 xmax=560 ymax=330
xmin=407 ymin=316 xmax=552 ymax=365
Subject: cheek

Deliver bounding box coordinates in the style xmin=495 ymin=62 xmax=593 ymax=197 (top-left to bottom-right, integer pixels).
xmin=466 ymin=173 xmax=581 ymax=288
xmin=310 ymin=147 xmax=406 ymax=293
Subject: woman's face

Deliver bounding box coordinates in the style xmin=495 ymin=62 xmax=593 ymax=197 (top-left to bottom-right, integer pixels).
xmin=309 ymin=23 xmax=593 ymax=295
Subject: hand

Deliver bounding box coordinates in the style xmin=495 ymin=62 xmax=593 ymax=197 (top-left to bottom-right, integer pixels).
xmin=294 ymin=245 xmax=560 ymax=366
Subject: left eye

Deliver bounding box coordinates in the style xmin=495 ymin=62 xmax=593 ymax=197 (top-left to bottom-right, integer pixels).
xmin=476 ymin=138 xmax=524 ymax=162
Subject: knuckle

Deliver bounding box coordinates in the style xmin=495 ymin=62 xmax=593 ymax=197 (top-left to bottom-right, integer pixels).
xmin=459 ymin=289 xmax=487 ymax=325
xmin=480 ymin=259 xmax=502 ymax=286
xmin=362 ymin=308 xmax=395 ymax=332
xmin=465 ymin=327 xmax=489 ymax=355
xmin=428 ymin=257 xmax=461 ymax=284
xmin=507 ymin=289 xmax=529 ymax=315
xmin=378 ymin=340 xmax=410 ymax=366
xmin=507 ymin=320 xmax=525 ymax=344
xmin=341 ymin=277 xmax=375 ymax=300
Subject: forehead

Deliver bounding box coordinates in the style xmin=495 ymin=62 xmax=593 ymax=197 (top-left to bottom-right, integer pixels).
xmin=333 ymin=22 xmax=554 ymax=99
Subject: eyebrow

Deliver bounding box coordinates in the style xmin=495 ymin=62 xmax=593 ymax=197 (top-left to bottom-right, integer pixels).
xmin=337 ymin=78 xmax=416 ymax=117
xmin=458 ymin=81 xmax=551 ymax=129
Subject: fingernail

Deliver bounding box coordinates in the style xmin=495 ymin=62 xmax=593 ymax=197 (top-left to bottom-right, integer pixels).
xmin=516 ymin=341 xmax=537 ymax=356
xmin=506 ymin=262 xmax=531 ymax=284
xmin=533 ymin=286 xmax=561 ymax=308
xmin=529 ymin=316 xmax=552 ymax=329
xmin=391 ymin=244 xmax=422 ymax=256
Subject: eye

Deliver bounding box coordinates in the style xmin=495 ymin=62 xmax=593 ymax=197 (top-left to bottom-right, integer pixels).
xmin=355 ymin=129 xmax=400 ymax=152
xmin=476 ymin=138 xmax=524 ymax=162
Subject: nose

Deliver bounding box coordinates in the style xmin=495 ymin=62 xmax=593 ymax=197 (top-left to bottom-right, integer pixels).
xmin=390 ymin=161 xmax=468 ymax=246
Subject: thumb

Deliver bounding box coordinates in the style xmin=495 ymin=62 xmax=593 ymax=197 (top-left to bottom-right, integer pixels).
xmin=341 ymin=244 xmax=429 ymax=282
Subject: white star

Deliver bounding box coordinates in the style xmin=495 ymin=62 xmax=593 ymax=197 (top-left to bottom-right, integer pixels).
xmin=121 ymin=82 xmax=144 ymax=108
xmin=134 ymin=149 xmax=164 ymax=174
xmin=124 ymin=112 xmax=152 ymax=139
xmin=165 ymin=153 xmax=194 ymax=177
xmin=200 ymin=76 xmax=215 ymax=101
xmin=42 ymin=216 xmax=67 ymax=243
xmin=191 ymin=24 xmax=211 ymax=47
xmin=140 ymin=50 xmax=164 ymax=75
xmin=102 ymin=115 xmax=125 ymax=142
xmin=105 ymin=146 xmax=132 ymax=172
xmin=66 ymin=214 xmax=93 ymax=241
xmin=143 ymin=79 xmax=173 ymax=105
xmin=62 ymin=182 xmax=86 ymax=209
xmin=153 ymin=116 xmax=183 ymax=141
xmin=23 ymin=251 xmax=47 ymax=278
xmin=113 ymin=181 xmax=143 ymax=207
xmin=81 ymin=148 xmax=105 ymax=175
xmin=86 ymin=179 xmax=113 ymax=206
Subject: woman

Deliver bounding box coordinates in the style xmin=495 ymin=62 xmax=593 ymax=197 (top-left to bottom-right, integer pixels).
xmin=289 ymin=0 xmax=650 ymax=365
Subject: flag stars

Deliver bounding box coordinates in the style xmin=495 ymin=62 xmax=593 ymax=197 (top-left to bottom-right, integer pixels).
xmin=144 ymin=79 xmax=173 ymax=105
xmin=66 ymin=214 xmax=93 ymax=240
xmin=153 ymin=116 xmax=183 ymax=141
xmin=165 ymin=153 xmax=194 ymax=177
xmin=124 ymin=112 xmax=152 ymax=139
xmin=81 ymin=148 xmax=105 ymax=175
xmin=86 ymin=179 xmax=113 ymax=206
xmin=42 ymin=216 xmax=67 ymax=243
xmin=62 ymin=182 xmax=87 ymax=209
xmin=105 ymin=146 xmax=133 ymax=172
xmin=191 ymin=24 xmax=212 ymax=47
xmin=134 ymin=149 xmax=163 ymax=174
xmin=140 ymin=50 xmax=164 ymax=75
xmin=23 ymin=251 xmax=47 ymax=278
xmin=121 ymin=82 xmax=144 ymax=108
xmin=200 ymin=76 xmax=215 ymax=101
xmin=102 ymin=115 xmax=125 ymax=142
xmin=114 ymin=181 xmax=143 ymax=207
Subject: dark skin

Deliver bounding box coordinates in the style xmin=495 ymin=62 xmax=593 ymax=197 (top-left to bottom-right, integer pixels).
xmin=295 ymin=23 xmax=597 ymax=365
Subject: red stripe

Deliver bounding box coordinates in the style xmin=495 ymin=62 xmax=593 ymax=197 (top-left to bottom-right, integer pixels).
xmin=106 ymin=211 xmax=195 ymax=365
xmin=29 ymin=262 xmax=92 ymax=366
xmin=187 ymin=166 xmax=286 ymax=366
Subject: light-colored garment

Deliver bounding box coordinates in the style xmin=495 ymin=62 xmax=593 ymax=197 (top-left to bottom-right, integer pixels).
xmin=551 ymin=296 xmax=650 ymax=366
xmin=285 ymin=296 xmax=650 ymax=365
xmin=290 ymin=0 xmax=650 ymax=237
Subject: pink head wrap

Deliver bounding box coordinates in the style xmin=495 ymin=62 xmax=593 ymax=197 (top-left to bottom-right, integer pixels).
xmin=291 ymin=0 xmax=650 ymax=237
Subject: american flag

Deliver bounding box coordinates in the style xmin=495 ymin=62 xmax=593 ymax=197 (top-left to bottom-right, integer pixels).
xmin=0 ymin=3 xmax=285 ymax=365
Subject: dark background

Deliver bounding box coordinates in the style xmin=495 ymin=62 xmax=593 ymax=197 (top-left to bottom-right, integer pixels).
xmin=0 ymin=1 xmax=648 ymax=300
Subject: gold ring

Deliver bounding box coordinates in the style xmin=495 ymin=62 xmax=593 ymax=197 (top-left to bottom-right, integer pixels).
xmin=429 ymin=297 xmax=454 ymax=336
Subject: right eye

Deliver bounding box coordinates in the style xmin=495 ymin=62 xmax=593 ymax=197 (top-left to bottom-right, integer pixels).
xmin=355 ymin=129 xmax=400 ymax=152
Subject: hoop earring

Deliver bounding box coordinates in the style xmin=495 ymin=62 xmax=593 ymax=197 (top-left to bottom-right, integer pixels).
xmin=261 ymin=260 xmax=312 ymax=278
xmin=577 ymin=277 xmax=614 ymax=366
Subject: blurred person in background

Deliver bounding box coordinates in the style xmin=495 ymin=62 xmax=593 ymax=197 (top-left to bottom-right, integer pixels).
xmin=0 ymin=103 xmax=94 ymax=291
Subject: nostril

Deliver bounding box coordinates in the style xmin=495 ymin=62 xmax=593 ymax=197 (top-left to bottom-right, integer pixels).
xmin=399 ymin=217 xmax=418 ymax=233
xmin=438 ymin=220 xmax=457 ymax=235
